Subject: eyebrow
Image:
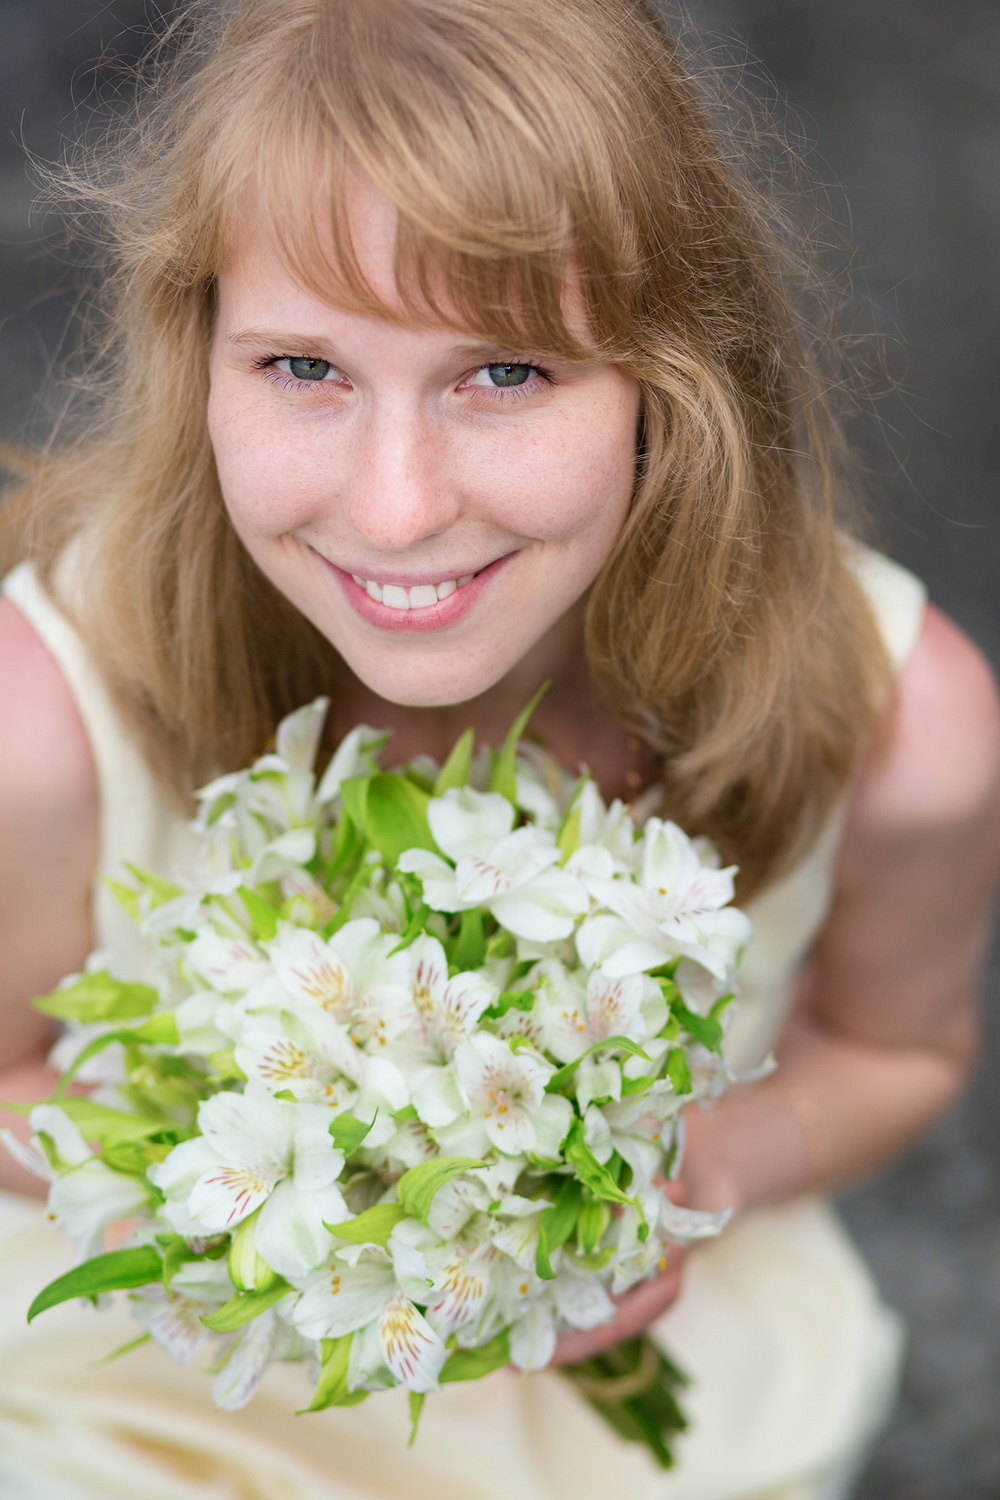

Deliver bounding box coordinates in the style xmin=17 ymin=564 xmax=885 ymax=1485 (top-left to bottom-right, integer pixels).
xmin=225 ymin=326 xmax=550 ymax=362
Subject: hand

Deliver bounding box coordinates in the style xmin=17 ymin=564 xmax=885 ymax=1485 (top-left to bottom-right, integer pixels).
xmin=549 ymin=1243 xmax=686 ymax=1367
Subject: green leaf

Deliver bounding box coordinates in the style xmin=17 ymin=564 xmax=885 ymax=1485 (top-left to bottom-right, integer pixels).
xmin=546 ymin=1036 xmax=652 ymax=1094
xmin=54 ymin=1098 xmax=167 ymax=1147
xmin=28 ymin=1246 xmax=162 ymax=1322
xmin=433 ymin=727 xmax=475 ymax=796
xmin=303 ymin=1333 xmax=369 ymax=1412
xmin=324 ymin=811 xmax=365 ymax=884
xmin=408 ymin=1390 xmax=426 ymax=1446
xmin=483 ymin=988 xmax=535 ymax=1021
xmin=665 ymin=1049 xmax=693 ymax=1097
xmin=325 ymin=1203 xmax=406 ymax=1247
xmin=32 ymin=972 xmax=159 ymax=1024
xmin=328 ymin=1112 xmax=374 ymax=1154
xmin=343 ymin=773 xmax=437 ymax=866
xmin=488 ymin=682 xmax=550 ymax=805
xmin=439 ymin=1330 xmax=511 ymax=1383
xmin=238 ymin=887 xmax=278 ymax=942
xmin=123 ymin=862 xmax=182 ymax=907
xmin=557 ymin=803 xmax=583 ymax=864
xmin=88 ymin=1330 xmax=153 ymax=1367
xmin=536 ymin=1177 xmax=584 ymax=1279
xmin=449 ymin=906 xmax=486 ymax=972
xmin=388 ymin=903 xmax=431 ymax=957
xmin=709 ymin=993 xmax=735 ymax=1024
xmin=51 ymin=1017 xmax=179 ymax=1100
xmin=563 ymin=1118 xmax=635 ymax=1208
xmin=619 ymin=1074 xmax=657 ymax=1098
xmin=396 ymin=1157 xmax=485 ymax=1223
xmin=199 ymin=1279 xmax=289 ymax=1331
xmin=159 ymin=1235 xmax=199 ymax=1292
xmin=484 ymin=929 xmax=515 ymax=961
xmin=338 ymin=778 xmax=370 ymax=838
xmin=670 ymin=998 xmax=723 ymax=1054
xmin=100 ymin=875 xmax=142 ymax=922
xmin=208 ymin=1050 xmax=247 ymax=1082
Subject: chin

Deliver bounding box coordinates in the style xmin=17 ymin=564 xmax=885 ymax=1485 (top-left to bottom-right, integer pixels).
xmin=346 ymin=651 xmax=515 ymax=709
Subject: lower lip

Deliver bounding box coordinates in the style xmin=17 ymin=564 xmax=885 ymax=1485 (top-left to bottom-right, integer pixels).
xmin=320 ymin=553 xmax=513 ymax=633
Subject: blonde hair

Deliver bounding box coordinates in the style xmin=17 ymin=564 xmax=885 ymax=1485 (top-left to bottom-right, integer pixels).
xmin=1 ymin=0 xmax=890 ymax=897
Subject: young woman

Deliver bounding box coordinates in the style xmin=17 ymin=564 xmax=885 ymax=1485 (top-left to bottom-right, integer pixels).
xmin=1 ymin=1 xmax=998 ymax=1496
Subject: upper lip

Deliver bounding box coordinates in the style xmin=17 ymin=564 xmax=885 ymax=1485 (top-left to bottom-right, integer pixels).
xmin=315 ymin=552 xmax=510 ymax=588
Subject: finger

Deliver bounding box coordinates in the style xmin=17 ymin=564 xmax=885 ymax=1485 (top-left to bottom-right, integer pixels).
xmin=549 ymin=1252 xmax=684 ymax=1367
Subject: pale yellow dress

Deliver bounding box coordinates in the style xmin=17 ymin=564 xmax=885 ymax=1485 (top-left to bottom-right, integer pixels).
xmin=0 ymin=546 xmax=925 ymax=1500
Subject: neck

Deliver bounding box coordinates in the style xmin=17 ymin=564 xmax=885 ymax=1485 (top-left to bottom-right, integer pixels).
xmin=326 ymin=601 xmax=660 ymax=803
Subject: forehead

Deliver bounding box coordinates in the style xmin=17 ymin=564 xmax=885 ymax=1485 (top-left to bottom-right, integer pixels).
xmin=216 ymin=164 xmax=594 ymax=356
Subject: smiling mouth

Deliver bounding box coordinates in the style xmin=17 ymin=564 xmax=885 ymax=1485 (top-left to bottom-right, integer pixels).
xmin=348 ymin=572 xmax=479 ymax=611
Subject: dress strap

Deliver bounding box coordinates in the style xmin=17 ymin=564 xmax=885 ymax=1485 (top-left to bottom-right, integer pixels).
xmin=2 ymin=561 xmax=198 ymax=979
xmin=846 ymin=541 xmax=927 ymax=672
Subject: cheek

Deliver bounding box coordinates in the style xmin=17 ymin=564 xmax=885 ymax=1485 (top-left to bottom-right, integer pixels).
xmin=207 ymin=381 xmax=332 ymax=541
xmin=489 ymin=397 xmax=637 ymax=545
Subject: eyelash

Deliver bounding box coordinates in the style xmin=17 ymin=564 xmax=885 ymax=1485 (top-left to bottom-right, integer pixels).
xmin=251 ymin=354 xmax=553 ymax=401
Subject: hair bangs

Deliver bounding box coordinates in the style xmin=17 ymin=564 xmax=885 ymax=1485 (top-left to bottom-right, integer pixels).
xmin=206 ymin=0 xmax=639 ymax=359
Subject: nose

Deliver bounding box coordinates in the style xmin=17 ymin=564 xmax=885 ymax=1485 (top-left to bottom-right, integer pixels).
xmin=340 ymin=401 xmax=461 ymax=554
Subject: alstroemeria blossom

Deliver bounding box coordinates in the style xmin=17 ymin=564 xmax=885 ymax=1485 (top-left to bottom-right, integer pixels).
xmin=148 ymin=1082 xmax=348 ymax=1276
xmin=577 ymin=818 xmax=752 ymax=979
xmin=293 ymin=1240 xmax=447 ymax=1393
xmin=399 ymin=787 xmax=588 ymax=941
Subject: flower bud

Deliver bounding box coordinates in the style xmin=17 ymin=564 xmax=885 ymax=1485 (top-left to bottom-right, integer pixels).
xmin=576 ymin=1198 xmax=612 ymax=1256
xmin=228 ymin=1210 xmax=279 ymax=1292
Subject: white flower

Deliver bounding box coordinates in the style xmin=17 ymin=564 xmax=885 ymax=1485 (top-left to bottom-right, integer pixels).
xmin=130 ymin=1282 xmax=213 ymax=1366
xmin=398 ymin=788 xmax=588 ymax=942
xmin=212 ymin=1309 xmax=280 ymax=1410
xmin=148 ymin=1082 xmax=348 ymax=1277
xmin=292 ymin=1239 xmax=447 ymax=1393
xmin=577 ymin=819 xmax=751 ymax=979
xmin=234 ymin=1008 xmax=363 ymax=1103
xmin=267 ymin=921 xmax=412 ymax=1050
xmin=3 ymin=1106 xmax=148 ymax=1262
xmin=315 ymin=723 xmax=388 ymax=804
xmin=453 ymin=1033 xmax=557 ymax=1156
xmin=409 ymin=936 xmax=496 ymax=1058
xmin=534 ymin=962 xmax=659 ymax=1063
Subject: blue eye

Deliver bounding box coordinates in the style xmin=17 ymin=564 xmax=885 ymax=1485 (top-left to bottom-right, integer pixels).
xmin=485 ymin=363 xmax=533 ymax=387
xmin=287 ymin=357 xmax=332 ymax=381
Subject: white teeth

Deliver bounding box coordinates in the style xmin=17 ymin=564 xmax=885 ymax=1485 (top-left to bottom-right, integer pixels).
xmin=354 ymin=572 xmax=478 ymax=609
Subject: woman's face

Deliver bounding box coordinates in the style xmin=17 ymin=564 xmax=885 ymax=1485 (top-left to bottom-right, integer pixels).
xmin=208 ymin=177 xmax=640 ymax=708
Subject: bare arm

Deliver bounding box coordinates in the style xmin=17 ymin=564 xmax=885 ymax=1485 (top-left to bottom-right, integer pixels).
xmin=555 ymin=604 xmax=1000 ymax=1362
xmin=0 ymin=597 xmax=99 ymax=1194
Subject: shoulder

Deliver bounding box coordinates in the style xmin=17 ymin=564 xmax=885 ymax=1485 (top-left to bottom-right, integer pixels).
xmin=851 ymin=602 xmax=1000 ymax=836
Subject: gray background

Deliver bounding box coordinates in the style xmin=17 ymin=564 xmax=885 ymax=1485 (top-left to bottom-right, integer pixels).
xmin=0 ymin=1 xmax=998 ymax=1494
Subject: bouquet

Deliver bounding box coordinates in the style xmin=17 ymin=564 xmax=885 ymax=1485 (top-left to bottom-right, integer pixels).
xmin=6 ymin=692 xmax=754 ymax=1467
